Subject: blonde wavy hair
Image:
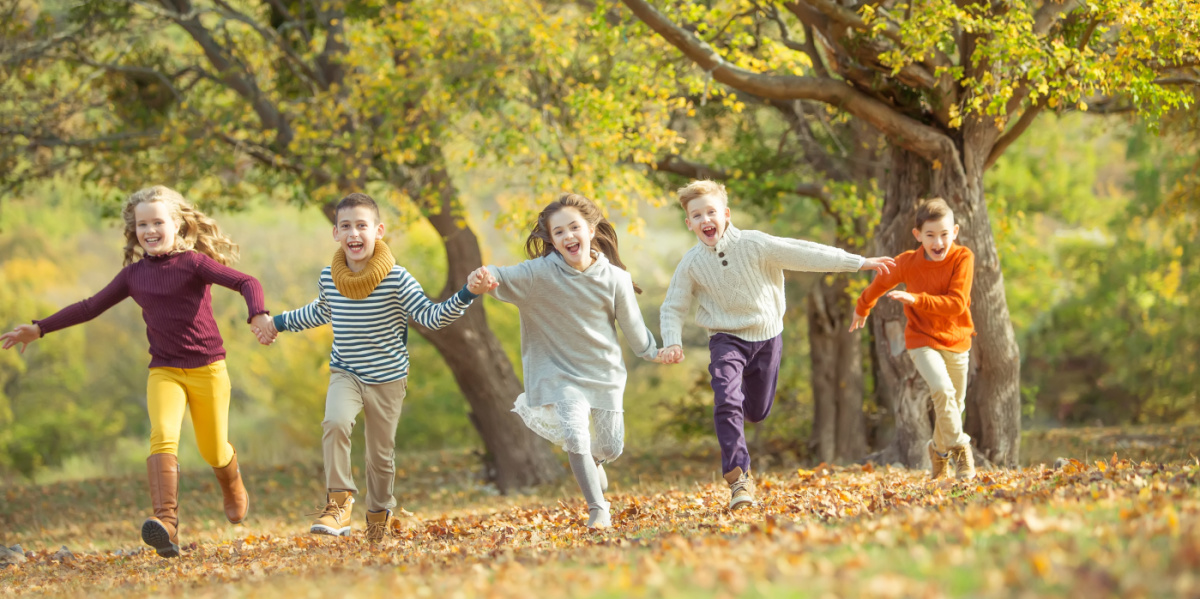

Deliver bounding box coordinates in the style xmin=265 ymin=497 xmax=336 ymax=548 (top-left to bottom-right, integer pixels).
xmin=121 ymin=186 xmax=240 ymax=266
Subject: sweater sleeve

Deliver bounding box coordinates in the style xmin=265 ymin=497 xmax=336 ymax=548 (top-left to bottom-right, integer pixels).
xmin=193 ymin=253 xmax=268 ymax=323
xmin=488 ymin=261 xmax=534 ymax=305
xmin=912 ymin=250 xmax=974 ymax=316
xmin=33 ymin=268 xmax=131 ymax=336
xmin=658 ymin=255 xmax=695 ymax=348
xmin=396 ymin=269 xmax=473 ymax=330
xmin=275 ymin=273 xmax=333 ymax=332
xmin=613 ymin=271 xmax=659 ymax=361
xmin=855 ymin=260 xmax=904 ymax=317
xmin=761 ymin=233 xmax=865 ymax=273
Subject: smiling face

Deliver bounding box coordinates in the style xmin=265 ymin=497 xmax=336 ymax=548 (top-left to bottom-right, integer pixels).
xmin=913 ymin=213 xmax=959 ymax=261
xmin=134 ymin=201 xmax=179 ymax=256
xmin=684 ymin=194 xmax=730 ymax=247
xmin=333 ymin=205 xmax=385 ymax=272
xmin=547 ymin=206 xmax=595 ymax=271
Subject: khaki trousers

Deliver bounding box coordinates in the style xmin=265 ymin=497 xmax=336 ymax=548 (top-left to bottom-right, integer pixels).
xmin=908 ymin=347 xmax=971 ymax=453
xmin=323 ymin=368 xmax=407 ymax=512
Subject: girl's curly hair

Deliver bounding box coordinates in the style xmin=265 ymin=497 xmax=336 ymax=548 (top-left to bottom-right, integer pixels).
xmin=121 ymin=186 xmax=239 ymax=266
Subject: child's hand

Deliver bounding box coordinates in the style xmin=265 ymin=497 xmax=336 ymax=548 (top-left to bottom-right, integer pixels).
xmin=0 ymin=324 xmax=40 ymax=353
xmin=886 ymin=290 xmax=916 ymax=306
xmin=467 ymin=266 xmax=499 ymax=295
xmin=250 ymin=313 xmax=277 ymax=346
xmin=658 ymin=345 xmax=684 ymax=364
xmin=860 ymin=256 xmax=896 ymax=275
xmin=849 ymin=313 xmax=868 ymax=332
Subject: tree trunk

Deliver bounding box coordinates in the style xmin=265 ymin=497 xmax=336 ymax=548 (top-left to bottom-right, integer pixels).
xmin=328 ymin=166 xmax=564 ymax=492
xmin=807 ymin=274 xmax=868 ymax=463
xmin=867 ymin=145 xmax=1021 ymax=468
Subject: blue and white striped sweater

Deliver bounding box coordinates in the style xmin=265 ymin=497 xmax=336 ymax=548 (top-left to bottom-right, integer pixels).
xmin=274 ymin=265 xmax=477 ymax=384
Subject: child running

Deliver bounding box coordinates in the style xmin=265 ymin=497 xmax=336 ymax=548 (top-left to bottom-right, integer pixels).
xmin=658 ymin=180 xmax=895 ymax=510
xmin=257 ymin=192 xmax=491 ymax=541
xmin=481 ymin=193 xmax=659 ymax=529
xmin=1 ymin=185 xmax=269 ymax=558
xmin=850 ymin=198 xmax=976 ymax=481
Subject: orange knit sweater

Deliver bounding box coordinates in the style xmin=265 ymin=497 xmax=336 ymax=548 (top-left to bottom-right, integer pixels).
xmin=855 ymin=244 xmax=975 ymax=352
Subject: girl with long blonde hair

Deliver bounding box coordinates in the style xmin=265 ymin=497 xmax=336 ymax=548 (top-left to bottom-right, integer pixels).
xmin=1 ymin=185 xmax=272 ymax=558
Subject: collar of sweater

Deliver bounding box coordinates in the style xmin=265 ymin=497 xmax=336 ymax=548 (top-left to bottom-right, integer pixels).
xmin=548 ymin=249 xmax=609 ymax=276
xmin=704 ymin=223 xmax=743 ymax=254
xmin=331 ymin=240 xmax=396 ymax=299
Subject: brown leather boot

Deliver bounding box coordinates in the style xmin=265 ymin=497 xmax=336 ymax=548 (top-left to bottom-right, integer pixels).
xmin=142 ymin=453 xmax=181 ymax=558
xmin=213 ymin=447 xmax=249 ymax=524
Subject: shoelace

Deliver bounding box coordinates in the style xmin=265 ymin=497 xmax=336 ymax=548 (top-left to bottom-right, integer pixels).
xmin=730 ymin=476 xmax=751 ymax=496
xmin=307 ymin=499 xmax=349 ymax=522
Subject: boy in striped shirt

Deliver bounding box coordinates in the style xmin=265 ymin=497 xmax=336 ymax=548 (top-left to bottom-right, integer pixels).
xmin=261 ymin=193 xmax=492 ymax=540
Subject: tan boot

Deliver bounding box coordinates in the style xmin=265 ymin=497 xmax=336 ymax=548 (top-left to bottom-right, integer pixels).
xmin=142 ymin=453 xmax=181 ymax=558
xmin=950 ymin=444 xmax=976 ymax=481
xmin=723 ymin=467 xmax=755 ymax=511
xmin=310 ymin=491 xmax=354 ymax=536
xmin=213 ymin=448 xmax=249 ymax=524
xmin=365 ymin=509 xmax=398 ymax=542
xmin=927 ymin=440 xmax=951 ymax=480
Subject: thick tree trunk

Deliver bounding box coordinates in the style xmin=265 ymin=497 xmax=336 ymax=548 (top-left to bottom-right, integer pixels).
xmin=807 ymin=274 xmax=868 ymax=463
xmin=867 ymin=145 xmax=1021 ymax=468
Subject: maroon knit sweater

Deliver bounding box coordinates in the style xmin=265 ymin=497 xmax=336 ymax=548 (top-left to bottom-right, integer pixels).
xmin=34 ymin=251 xmax=268 ymax=369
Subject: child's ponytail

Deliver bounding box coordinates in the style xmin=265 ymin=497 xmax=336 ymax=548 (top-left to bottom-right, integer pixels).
xmin=524 ymin=193 xmax=643 ymax=294
xmin=121 ymin=186 xmax=240 ymax=266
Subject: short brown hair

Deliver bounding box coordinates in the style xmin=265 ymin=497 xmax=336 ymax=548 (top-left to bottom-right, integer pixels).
xmin=915 ymin=198 xmax=953 ymax=230
xmin=335 ymin=192 xmax=381 ymax=222
xmin=677 ymin=180 xmax=728 ymax=212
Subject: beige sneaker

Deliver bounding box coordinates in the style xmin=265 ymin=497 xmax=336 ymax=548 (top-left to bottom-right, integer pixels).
xmin=365 ymin=509 xmax=399 ymax=542
xmin=927 ymin=440 xmax=951 ymax=480
xmin=310 ymin=491 xmax=354 ymax=536
xmin=949 ymin=444 xmax=976 ymax=481
xmin=723 ymin=467 xmax=755 ymax=511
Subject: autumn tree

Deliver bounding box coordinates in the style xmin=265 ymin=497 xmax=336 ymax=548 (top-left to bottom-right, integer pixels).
xmin=620 ymin=0 xmax=1200 ymax=467
xmin=0 ymin=0 xmax=678 ymax=489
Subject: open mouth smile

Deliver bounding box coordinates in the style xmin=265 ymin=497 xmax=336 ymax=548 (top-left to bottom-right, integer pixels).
xmin=563 ymin=240 xmax=581 ymax=256
xmin=347 ymin=241 xmax=365 ymax=253
xmin=701 ymin=224 xmax=718 ymax=239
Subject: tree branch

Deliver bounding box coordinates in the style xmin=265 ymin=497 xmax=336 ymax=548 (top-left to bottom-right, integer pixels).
xmin=621 ymin=0 xmax=961 ymax=170
xmin=984 ymin=100 xmax=1042 ymax=170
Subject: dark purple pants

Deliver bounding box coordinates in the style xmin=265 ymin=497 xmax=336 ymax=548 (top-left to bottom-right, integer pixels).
xmin=708 ymin=333 xmax=783 ymax=475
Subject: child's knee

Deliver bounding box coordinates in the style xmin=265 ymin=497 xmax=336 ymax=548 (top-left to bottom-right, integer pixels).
xmin=322 ymin=418 xmax=354 ymax=439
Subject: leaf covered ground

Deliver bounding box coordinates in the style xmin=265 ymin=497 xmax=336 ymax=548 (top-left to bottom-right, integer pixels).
xmin=3 ymin=440 xmax=1200 ymax=598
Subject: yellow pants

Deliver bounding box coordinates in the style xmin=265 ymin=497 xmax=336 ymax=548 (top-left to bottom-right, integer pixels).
xmin=147 ymin=360 xmax=235 ymax=468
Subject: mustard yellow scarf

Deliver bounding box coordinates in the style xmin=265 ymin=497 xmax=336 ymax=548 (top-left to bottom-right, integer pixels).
xmin=331 ymin=239 xmax=396 ymax=299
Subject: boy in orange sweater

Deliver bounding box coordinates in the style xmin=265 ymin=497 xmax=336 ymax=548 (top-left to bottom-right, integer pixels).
xmin=850 ymin=198 xmax=976 ymax=480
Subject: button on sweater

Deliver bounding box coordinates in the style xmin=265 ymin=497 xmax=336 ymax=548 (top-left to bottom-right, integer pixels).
xmin=33 ymin=251 xmax=268 ymax=369
xmin=854 ymin=243 xmax=975 ymax=352
xmin=660 ymin=224 xmax=865 ymax=347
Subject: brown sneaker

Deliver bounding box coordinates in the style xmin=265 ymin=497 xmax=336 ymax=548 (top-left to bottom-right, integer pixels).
xmin=949 ymin=444 xmax=976 ymax=481
xmin=310 ymin=491 xmax=354 ymax=536
xmin=365 ymin=509 xmax=399 ymax=542
xmin=723 ymin=467 xmax=755 ymax=511
xmin=927 ymin=440 xmax=951 ymax=480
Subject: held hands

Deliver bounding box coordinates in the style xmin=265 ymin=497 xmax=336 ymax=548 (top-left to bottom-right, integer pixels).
xmin=467 ymin=266 xmax=499 ymax=295
xmin=0 ymin=324 xmax=41 ymax=353
xmin=657 ymin=345 xmax=684 ymax=364
xmin=860 ymin=256 xmax=896 ymax=275
xmin=250 ymin=313 xmax=277 ymax=346
xmin=886 ymin=290 xmax=916 ymax=306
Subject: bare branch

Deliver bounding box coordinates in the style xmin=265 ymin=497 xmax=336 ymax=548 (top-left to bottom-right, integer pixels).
xmin=1033 ymin=0 xmax=1082 ymax=35
xmin=1154 ymin=76 xmax=1200 ymax=86
xmin=984 ymin=101 xmax=1042 ymax=170
xmin=0 ymin=128 xmax=161 ymax=150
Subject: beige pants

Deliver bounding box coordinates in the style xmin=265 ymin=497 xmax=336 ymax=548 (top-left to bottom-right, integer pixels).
xmin=908 ymin=347 xmax=971 ymax=453
xmin=323 ymin=368 xmax=407 ymax=512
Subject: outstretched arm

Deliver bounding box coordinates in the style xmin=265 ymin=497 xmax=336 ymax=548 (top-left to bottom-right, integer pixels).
xmin=851 ymin=260 xmax=904 ymax=332
xmin=194 ymin=254 xmax=269 ymax=323
xmin=1 ymin=324 xmax=41 ymax=353
xmin=614 ymin=274 xmax=659 ymax=362
xmin=658 ymin=260 xmax=695 ymax=365
xmin=400 ymin=271 xmax=476 ymax=330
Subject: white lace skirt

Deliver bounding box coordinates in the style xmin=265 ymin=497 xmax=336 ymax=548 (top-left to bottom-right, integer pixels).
xmin=512 ymin=394 xmax=625 ymax=462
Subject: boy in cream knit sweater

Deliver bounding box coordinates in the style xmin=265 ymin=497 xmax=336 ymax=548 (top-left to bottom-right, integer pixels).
xmin=658 ymin=180 xmax=894 ymax=510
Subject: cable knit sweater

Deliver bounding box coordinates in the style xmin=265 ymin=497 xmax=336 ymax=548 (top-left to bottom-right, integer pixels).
xmin=659 ymin=225 xmax=865 ymax=347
